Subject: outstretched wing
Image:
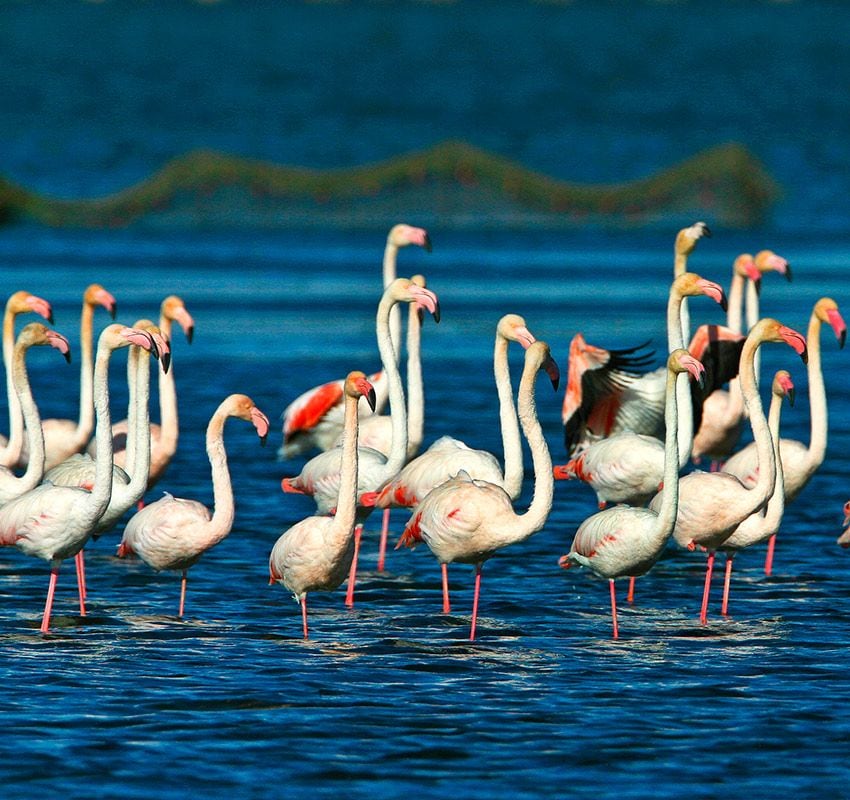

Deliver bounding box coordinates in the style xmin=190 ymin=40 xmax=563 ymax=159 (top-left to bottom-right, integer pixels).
xmin=688 ymin=324 xmax=746 ymax=432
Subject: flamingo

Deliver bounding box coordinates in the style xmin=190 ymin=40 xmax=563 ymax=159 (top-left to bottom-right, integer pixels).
xmin=0 ymin=324 xmax=72 ymax=507
xmin=721 ymin=297 xmax=845 ymax=574
xmin=397 ymin=341 xmax=559 ymax=641
xmin=691 ymin=250 xmax=791 ymax=465
xmin=20 ymin=284 xmax=117 ymax=470
xmin=269 ymin=372 xmax=376 ymax=638
xmin=836 ymin=501 xmax=850 ymax=548
xmin=0 ymin=324 xmax=159 ymax=633
xmin=558 ymin=349 xmax=706 ymax=638
xmin=117 ymin=393 xmax=270 ymax=618
xmin=553 ymin=273 xmax=727 ymax=508
xmin=648 ymin=318 xmax=808 ymax=625
xmin=281 ymin=277 xmax=439 ymax=606
xmin=0 ymin=290 xmax=54 ymax=468
xmin=717 ymin=370 xmax=794 ymax=616
xmin=279 ymin=224 xmax=431 ymax=458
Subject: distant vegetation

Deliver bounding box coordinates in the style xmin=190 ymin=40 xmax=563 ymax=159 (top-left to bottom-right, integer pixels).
xmin=0 ymin=140 xmax=779 ymax=229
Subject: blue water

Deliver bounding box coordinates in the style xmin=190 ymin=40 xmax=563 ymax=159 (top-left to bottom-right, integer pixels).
xmin=3 ymin=3 xmax=850 ymax=799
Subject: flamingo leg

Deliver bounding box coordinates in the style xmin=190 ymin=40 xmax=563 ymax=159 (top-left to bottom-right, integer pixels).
xmin=627 ymin=576 xmax=636 ymax=604
xmin=700 ymin=551 xmax=716 ymax=625
xmin=764 ymin=534 xmax=777 ymax=576
xmin=301 ymin=594 xmax=309 ymax=639
xmin=41 ymin=565 xmax=60 ymax=634
xmin=178 ymin=569 xmax=187 ymax=618
xmin=75 ymin=550 xmax=87 ymax=602
xmin=376 ymin=508 xmax=390 ymax=572
xmin=609 ymin=579 xmax=619 ymax=639
xmin=441 ymin=563 xmax=451 ymax=614
xmin=469 ymin=564 xmax=482 ymax=642
xmin=721 ymin=555 xmax=734 ymax=617
xmin=345 ymin=524 xmax=363 ymax=608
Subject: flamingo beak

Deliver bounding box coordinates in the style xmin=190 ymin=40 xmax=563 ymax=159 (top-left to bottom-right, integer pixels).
xmin=422 ymin=232 xmax=432 ymax=253
xmin=827 ymin=308 xmax=846 ymax=349
xmin=544 ymin=356 xmax=560 ymax=391
xmin=697 ymin=279 xmax=728 ymax=312
xmin=779 ymin=326 xmax=808 ymax=364
xmin=355 ymin=377 xmax=377 ymax=412
xmin=46 ymin=330 xmax=72 ymax=363
xmin=251 ymin=407 xmax=270 ymax=446
xmin=778 ymin=374 xmax=796 ymax=407
xmin=516 ymin=327 xmax=536 ymax=350
xmin=410 ymin=285 xmax=440 ymax=323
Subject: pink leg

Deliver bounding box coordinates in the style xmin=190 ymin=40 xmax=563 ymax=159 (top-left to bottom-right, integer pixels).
xmin=178 ymin=570 xmax=187 ymax=618
xmin=441 ymin=563 xmax=451 ymax=614
xmin=469 ymin=565 xmax=482 ymax=642
xmin=764 ymin=534 xmax=777 ymax=576
xmin=377 ymin=509 xmax=390 ymax=572
xmin=609 ymin=579 xmax=620 ymax=639
xmin=75 ymin=550 xmax=87 ymax=602
xmin=301 ymin=595 xmax=309 ymax=639
xmin=627 ymin=576 xmax=636 ymax=604
xmin=41 ymin=565 xmax=60 ymax=634
xmin=700 ymin=551 xmax=716 ymax=625
xmin=721 ymin=554 xmax=734 ymax=617
xmin=345 ymin=524 xmax=362 ymax=608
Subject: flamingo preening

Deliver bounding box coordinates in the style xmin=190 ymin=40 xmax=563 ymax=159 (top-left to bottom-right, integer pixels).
xmin=397 ymin=341 xmax=559 ymax=642
xmin=269 ymin=372 xmax=376 ymax=638
xmin=117 ymin=393 xmax=270 ymax=618
xmin=559 ymin=349 xmax=705 ymax=638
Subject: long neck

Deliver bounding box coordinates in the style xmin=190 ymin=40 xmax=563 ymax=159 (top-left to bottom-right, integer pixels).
xmin=329 ymin=391 xmax=360 ymax=541
xmin=88 ymin=343 xmax=117 ymax=519
xmin=673 ymin=248 xmax=690 ymax=345
xmin=405 ymin=303 xmax=425 ymax=459
xmin=805 ymin=312 xmax=828 ymax=468
xmin=494 ymin=334 xmax=523 ymax=500
xmin=653 ymin=368 xmax=682 ymax=538
xmin=727 ymin=272 xmax=745 ymax=333
xmin=74 ymin=300 xmax=97 ymax=443
xmin=11 ymin=343 xmax=46 ymax=491
xmin=375 ymin=293 xmax=408 ymax=477
xmin=157 ymin=314 xmax=179 ymax=456
xmin=667 ymin=289 xmax=693 ymax=464
xmin=746 ymin=279 xmax=762 ymax=384
xmin=761 ymin=391 xmax=786 ymax=528
xmin=203 ymin=407 xmax=237 ymax=547
xmin=382 ymin=242 xmax=402 ymax=361
xmin=127 ymin=346 xmax=152 ymax=495
xmin=739 ymin=336 xmax=776 ymax=507
xmin=1 ymin=308 xmax=23 ymax=466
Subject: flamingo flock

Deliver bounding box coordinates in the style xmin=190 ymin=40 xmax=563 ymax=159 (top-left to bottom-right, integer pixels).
xmin=0 ymin=221 xmax=844 ymax=645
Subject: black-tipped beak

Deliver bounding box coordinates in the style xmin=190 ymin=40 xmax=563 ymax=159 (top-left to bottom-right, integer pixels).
xmin=432 ymin=302 xmax=441 ymax=324
xmin=703 ymin=225 xmax=712 ymax=237
xmin=784 ymin=264 xmax=793 ymax=282
xmin=161 ymin=351 xmax=172 ymax=374
xmin=788 ymin=387 xmax=796 ymax=407
xmin=366 ymin=387 xmax=377 ymax=412
xmin=839 ymin=329 xmax=847 ymax=350
xmin=110 ymin=304 xmax=117 ymax=320
xmin=720 ymin=293 xmax=729 ymax=313
xmin=186 ymin=326 xmax=194 ymax=345
xmin=423 ymin=233 xmax=432 ymax=253
xmin=545 ymin=356 xmax=560 ymax=391
xmin=754 ymin=278 xmax=762 ymax=298
xmin=260 ymin=433 xmax=268 ymax=447
xmin=147 ymin=334 xmax=160 ymax=361
xmin=800 ymin=346 xmax=809 ymax=365
xmin=63 ymin=350 xmax=71 ymax=364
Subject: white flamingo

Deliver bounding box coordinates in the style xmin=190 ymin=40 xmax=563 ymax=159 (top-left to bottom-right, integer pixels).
xmin=397 ymin=341 xmax=558 ymax=641
xmin=0 ymin=324 xmax=159 ymax=633
xmin=279 ymin=224 xmax=431 ymax=458
xmin=558 ymin=349 xmax=705 ymax=638
xmin=117 ymin=393 xmax=270 ymax=618
xmin=269 ymin=372 xmax=376 ymax=638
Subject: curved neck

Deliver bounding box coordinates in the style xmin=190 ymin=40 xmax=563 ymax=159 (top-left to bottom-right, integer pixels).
xmin=667 ymin=288 xmax=693 ymax=463
xmin=157 ymin=314 xmax=179 ymax=456
xmin=204 ymin=406 xmax=236 ymax=545
xmin=1 ymin=308 xmax=23 ymax=466
xmin=405 ymin=303 xmax=425 ymax=459
xmin=494 ymin=334 xmax=523 ymax=500
xmin=746 ymin=279 xmax=762 ymax=384
xmin=654 ymin=368 xmax=682 ymax=537
xmin=673 ymin=249 xmax=690 ymax=345
xmin=127 ymin=346 xmax=152 ymax=494
xmin=727 ymin=272 xmax=745 ymax=334
xmin=11 ymin=342 xmax=46 ymax=491
xmin=805 ymin=312 xmax=828 ymax=467
xmin=739 ymin=336 xmax=777 ymax=507
xmin=75 ymin=300 xmax=97 ymax=443
xmin=375 ymin=293 xmax=408 ymax=477
xmin=330 ymin=390 xmax=361 ymax=540
xmin=762 ymin=391 xmax=786 ymax=528
xmin=88 ymin=342 xmax=118 ymax=519
xmin=382 ymin=242 xmax=402 ymax=361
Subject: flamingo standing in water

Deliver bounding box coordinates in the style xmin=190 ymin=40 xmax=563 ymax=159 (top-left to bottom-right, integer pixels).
xmin=553 ymin=273 xmax=727 ymax=509
xmin=397 ymin=341 xmax=559 ymax=641
xmin=21 ymin=284 xmax=117 ymax=470
xmin=279 ymin=224 xmax=431 ymax=458
xmin=117 ymin=393 xmax=270 ymax=618
xmin=836 ymin=502 xmax=850 ymax=548
xmin=721 ymin=298 xmax=845 ymax=574
xmin=0 ymin=291 xmax=54 ymax=467
xmin=270 ymin=372 xmax=376 ymax=638
xmin=281 ymin=278 xmax=439 ymax=606
xmin=717 ymin=370 xmax=794 ymax=616
xmin=648 ymin=318 xmax=808 ymax=625
xmin=0 ymin=324 xmax=159 ymax=633
xmin=559 ymin=349 xmax=705 ymax=638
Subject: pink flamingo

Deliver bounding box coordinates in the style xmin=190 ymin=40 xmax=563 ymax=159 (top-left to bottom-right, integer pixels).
xmin=691 ymin=250 xmax=791 ymax=465
xmin=559 ymin=349 xmax=705 ymax=638
xmin=836 ymin=501 xmax=850 ymax=548
xmin=648 ymin=318 xmax=808 ymax=625
xmin=0 ymin=324 xmax=159 ymax=633
xmin=21 ymin=284 xmax=117 ymax=470
xmin=280 ymin=224 xmax=431 ymax=458
xmin=553 ymin=272 xmax=727 ymax=509
xmin=718 ymin=370 xmax=794 ymax=616
xmin=397 ymin=341 xmax=558 ymax=641
xmin=0 ymin=290 xmax=54 ymax=467
xmin=281 ymin=278 xmax=439 ymax=606
xmin=269 ymin=372 xmax=376 ymax=638
xmin=722 ymin=297 xmax=845 ymax=574
xmin=117 ymin=393 xmax=270 ymax=618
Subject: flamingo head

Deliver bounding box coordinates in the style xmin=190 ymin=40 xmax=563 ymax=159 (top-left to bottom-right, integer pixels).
xmin=733 ymin=253 xmax=761 ymax=283
xmin=227 ymin=394 xmax=271 ymax=445
xmin=675 ymin=221 xmax=711 ymax=256
xmin=390 ymin=277 xmax=440 ymax=324
xmin=843 ymin=500 xmax=850 ymax=527
xmin=773 ymin=370 xmax=795 ymax=407
xmin=135 ymin=321 xmax=171 ymax=374
xmin=497 ymin=313 xmax=536 ymax=349
xmin=668 ymin=348 xmax=705 ymax=389
xmin=675 ymin=273 xmax=728 ymax=312
xmin=752 ymin=318 xmax=808 ymax=364
xmin=815 ymin=298 xmax=846 ymax=349
xmin=86 ymin=284 xmax=118 ymax=319
xmin=18 ymin=323 xmax=72 ymax=363
xmin=7 ymin=291 xmax=54 ymax=324
xmin=110 ymin=325 xmax=160 ymax=359
xmin=345 ymin=371 xmax=377 ymax=412
xmin=527 ymin=340 xmax=560 ymax=391
xmin=389 ymin=224 xmax=432 ymax=253
xmin=755 ymin=250 xmax=792 ymax=282
xmin=161 ymin=295 xmax=195 ymax=344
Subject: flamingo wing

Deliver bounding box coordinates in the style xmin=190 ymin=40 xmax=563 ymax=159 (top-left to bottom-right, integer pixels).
xmin=688 ymin=324 xmax=746 ymax=432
